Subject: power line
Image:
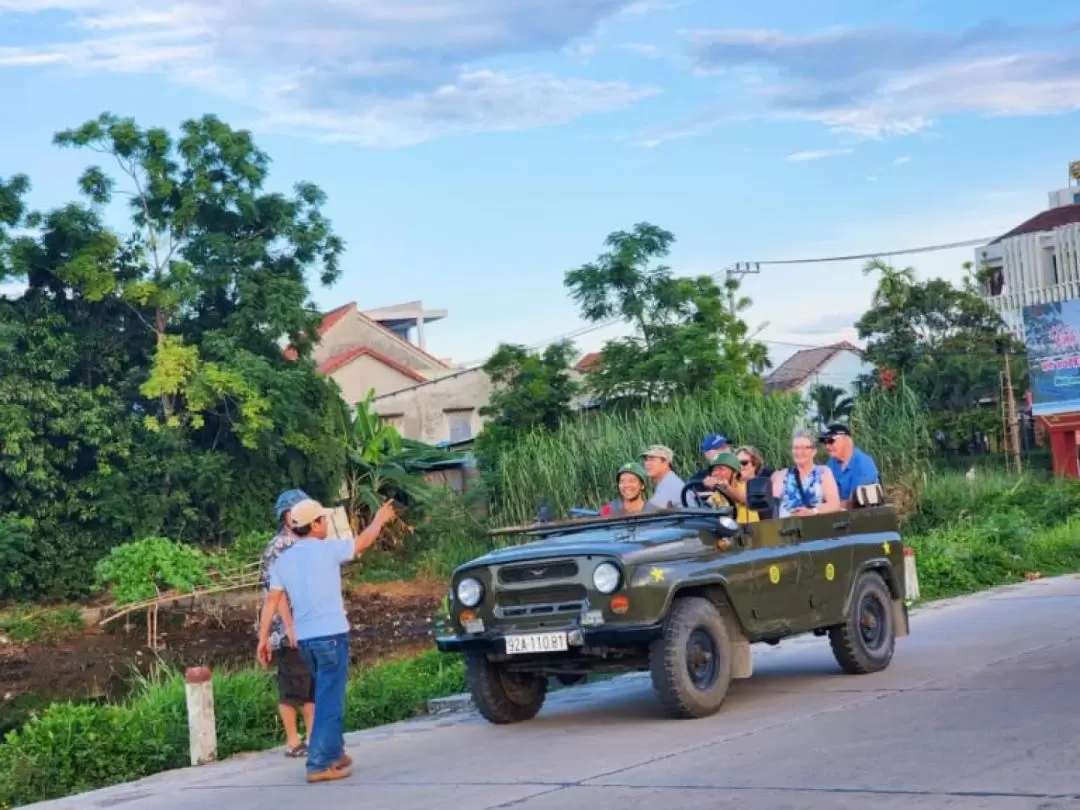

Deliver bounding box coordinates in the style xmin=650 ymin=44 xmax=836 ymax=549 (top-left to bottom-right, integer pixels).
xmin=454 ymin=234 xmax=996 ymax=368
xmin=749 ymin=236 xmax=994 ymax=267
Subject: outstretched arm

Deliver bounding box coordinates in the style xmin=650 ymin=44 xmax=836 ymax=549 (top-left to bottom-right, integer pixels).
xmin=353 ymin=500 xmax=397 ymax=558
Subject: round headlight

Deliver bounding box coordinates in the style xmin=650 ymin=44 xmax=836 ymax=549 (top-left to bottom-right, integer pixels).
xmin=456 ymin=577 xmax=483 ymax=607
xmin=593 ymin=562 xmax=621 ymax=594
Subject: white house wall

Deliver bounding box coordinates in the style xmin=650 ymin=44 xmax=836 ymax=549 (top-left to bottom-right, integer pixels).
xmin=796 ymin=350 xmax=872 ymax=399
xmin=984 ymin=223 xmax=1080 ymax=339
xmin=373 ymin=367 xmax=493 ymax=444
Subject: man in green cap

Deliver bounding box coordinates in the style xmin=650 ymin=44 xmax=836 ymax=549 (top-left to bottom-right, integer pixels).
xmin=600 ymin=462 xmax=658 ymax=516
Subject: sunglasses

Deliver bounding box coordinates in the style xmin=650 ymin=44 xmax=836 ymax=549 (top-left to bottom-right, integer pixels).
xmin=738 ymin=459 xmax=751 ymax=466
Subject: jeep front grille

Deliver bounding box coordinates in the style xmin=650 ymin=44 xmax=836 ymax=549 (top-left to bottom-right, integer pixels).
xmin=496 ymin=584 xmax=587 ymax=617
xmin=498 ymin=560 xmax=578 ymax=585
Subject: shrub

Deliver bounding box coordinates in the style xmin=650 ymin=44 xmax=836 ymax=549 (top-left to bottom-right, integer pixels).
xmin=93 ymin=537 xmax=212 ymax=605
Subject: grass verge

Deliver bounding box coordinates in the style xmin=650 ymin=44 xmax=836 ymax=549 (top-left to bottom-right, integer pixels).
xmin=0 ymin=649 xmax=465 ymax=809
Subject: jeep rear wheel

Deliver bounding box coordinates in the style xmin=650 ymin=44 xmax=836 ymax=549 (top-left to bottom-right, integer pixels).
xmin=649 ymin=596 xmax=733 ymax=719
xmin=466 ymin=654 xmax=547 ymax=724
xmin=829 ymin=570 xmax=895 ymax=674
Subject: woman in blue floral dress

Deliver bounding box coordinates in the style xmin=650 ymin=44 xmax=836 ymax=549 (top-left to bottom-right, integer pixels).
xmin=771 ymin=428 xmax=842 ymax=517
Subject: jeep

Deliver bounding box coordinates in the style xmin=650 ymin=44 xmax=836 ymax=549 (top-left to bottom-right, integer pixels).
xmin=435 ymin=478 xmax=909 ymax=723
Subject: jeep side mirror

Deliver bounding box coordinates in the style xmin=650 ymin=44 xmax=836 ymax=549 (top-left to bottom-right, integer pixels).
xmin=745 ymin=475 xmax=775 ymax=519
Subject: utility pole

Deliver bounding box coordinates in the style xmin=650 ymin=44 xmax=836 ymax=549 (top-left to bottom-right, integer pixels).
xmin=1000 ymin=342 xmax=1023 ymax=474
xmin=726 ymin=262 xmax=761 ymax=317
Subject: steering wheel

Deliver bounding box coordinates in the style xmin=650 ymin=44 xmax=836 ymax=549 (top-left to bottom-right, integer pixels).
xmin=681 ymin=480 xmax=725 ymax=509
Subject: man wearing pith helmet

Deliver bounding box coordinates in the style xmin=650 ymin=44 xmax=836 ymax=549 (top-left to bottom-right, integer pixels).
xmin=258 ymin=488 xmax=315 ymax=758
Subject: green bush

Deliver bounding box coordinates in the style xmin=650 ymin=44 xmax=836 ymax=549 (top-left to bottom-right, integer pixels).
xmin=0 ymin=649 xmax=465 ymax=808
xmin=93 ymin=537 xmax=212 ymax=605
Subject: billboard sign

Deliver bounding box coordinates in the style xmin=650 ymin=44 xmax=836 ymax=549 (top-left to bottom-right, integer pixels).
xmin=1023 ymin=299 xmax=1080 ymax=416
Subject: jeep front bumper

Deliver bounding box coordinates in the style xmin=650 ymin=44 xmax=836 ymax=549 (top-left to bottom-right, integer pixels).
xmin=435 ymin=623 xmax=664 ymax=655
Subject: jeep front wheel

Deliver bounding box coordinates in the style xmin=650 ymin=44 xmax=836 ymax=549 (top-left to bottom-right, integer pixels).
xmin=829 ymin=570 xmax=895 ymax=674
xmin=649 ymin=596 xmax=733 ymax=719
xmin=466 ymin=654 xmax=547 ymax=724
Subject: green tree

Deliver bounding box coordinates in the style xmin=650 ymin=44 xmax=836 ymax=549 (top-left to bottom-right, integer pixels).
xmin=0 ymin=114 xmax=351 ymax=597
xmin=856 ymin=260 xmax=1025 ymax=445
xmin=564 ymin=222 xmax=769 ymax=407
xmin=475 ymin=340 xmax=581 ymax=463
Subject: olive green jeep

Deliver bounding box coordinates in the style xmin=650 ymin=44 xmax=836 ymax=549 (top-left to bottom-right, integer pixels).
xmin=435 ymin=479 xmax=909 ymax=724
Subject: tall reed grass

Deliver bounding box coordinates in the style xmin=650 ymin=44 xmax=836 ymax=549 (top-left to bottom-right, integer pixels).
xmin=489 ymin=383 xmax=933 ymax=526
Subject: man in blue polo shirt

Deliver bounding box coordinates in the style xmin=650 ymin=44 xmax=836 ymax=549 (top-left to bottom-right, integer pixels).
xmin=820 ymin=423 xmax=880 ymax=505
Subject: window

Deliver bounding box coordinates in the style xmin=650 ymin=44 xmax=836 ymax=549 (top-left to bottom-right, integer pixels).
xmin=445 ymin=408 xmax=474 ymax=442
xmin=381 ymin=413 xmax=405 ymax=434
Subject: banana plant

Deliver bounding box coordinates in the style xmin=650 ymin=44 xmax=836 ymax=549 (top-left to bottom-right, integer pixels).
xmin=342 ymin=388 xmax=458 ymax=544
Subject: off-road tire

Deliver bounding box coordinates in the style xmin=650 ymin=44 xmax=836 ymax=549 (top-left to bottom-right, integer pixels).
xmin=829 ymin=570 xmax=895 ymax=675
xmin=465 ymin=653 xmax=547 ymax=724
xmin=649 ymin=596 xmax=733 ymax=719
xmin=555 ymin=673 xmax=587 ymax=687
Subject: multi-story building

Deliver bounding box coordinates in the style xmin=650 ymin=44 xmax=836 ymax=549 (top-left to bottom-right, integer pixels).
xmin=977 ymin=167 xmax=1080 ymax=340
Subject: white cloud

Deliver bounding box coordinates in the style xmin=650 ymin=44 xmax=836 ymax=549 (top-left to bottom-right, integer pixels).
xmin=677 ymin=22 xmax=1080 ymax=140
xmin=0 ymin=0 xmax=661 ymax=145
xmin=894 ymin=156 xmax=911 ymax=165
xmin=620 ymin=42 xmax=663 ymax=58
xmin=785 ymin=147 xmax=853 ymax=161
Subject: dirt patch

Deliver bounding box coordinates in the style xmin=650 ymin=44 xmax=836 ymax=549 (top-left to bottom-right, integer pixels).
xmin=0 ymin=585 xmax=444 ymax=732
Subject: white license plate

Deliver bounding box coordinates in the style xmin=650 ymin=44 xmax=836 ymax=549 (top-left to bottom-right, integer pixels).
xmin=504 ymin=631 xmax=569 ymax=655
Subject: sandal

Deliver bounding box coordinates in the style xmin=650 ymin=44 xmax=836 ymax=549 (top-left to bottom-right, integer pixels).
xmin=284 ymin=743 xmax=308 ymax=758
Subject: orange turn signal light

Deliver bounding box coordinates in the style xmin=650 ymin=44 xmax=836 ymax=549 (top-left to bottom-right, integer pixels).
xmin=716 ymin=538 xmax=732 ymax=551
xmin=610 ymin=595 xmax=630 ymax=614
xmin=459 ymin=610 xmax=477 ymax=623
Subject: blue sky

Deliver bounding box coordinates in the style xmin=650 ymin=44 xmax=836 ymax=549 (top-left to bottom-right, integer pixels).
xmin=2 ymin=0 xmax=1079 ymax=370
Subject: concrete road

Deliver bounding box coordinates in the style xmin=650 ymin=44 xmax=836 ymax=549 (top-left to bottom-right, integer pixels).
xmin=31 ymin=575 xmax=1080 ymax=810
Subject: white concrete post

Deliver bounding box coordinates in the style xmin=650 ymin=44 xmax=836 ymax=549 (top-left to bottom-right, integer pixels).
xmin=185 ymin=666 xmax=218 ymax=766
xmin=903 ymin=546 xmax=920 ymax=602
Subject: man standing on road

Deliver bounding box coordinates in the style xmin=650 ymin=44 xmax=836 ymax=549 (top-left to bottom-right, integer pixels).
xmin=258 ymin=489 xmax=315 ymax=759
xmin=641 ymin=445 xmax=688 ymax=508
xmin=257 ymin=497 xmax=397 ymax=784
xmin=820 ymin=423 xmax=880 ymax=506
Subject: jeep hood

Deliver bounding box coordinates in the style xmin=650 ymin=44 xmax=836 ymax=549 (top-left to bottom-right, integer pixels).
xmin=460 ymin=524 xmax=694 ymax=570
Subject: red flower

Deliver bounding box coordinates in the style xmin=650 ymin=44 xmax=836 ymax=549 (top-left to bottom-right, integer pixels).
xmin=879 ymin=368 xmax=898 ymax=391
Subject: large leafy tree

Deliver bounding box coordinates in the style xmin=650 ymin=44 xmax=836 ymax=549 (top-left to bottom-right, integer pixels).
xmin=564 ymin=222 xmax=769 ymax=407
xmin=856 ymin=260 xmax=1026 ymax=445
xmin=475 ymin=340 xmax=581 ymax=464
xmin=0 ymin=114 xmax=351 ymax=598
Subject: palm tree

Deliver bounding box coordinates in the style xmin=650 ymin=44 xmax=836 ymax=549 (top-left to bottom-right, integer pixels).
xmin=807 ymin=383 xmax=854 ymax=429
xmin=863 ymin=258 xmax=917 ymax=309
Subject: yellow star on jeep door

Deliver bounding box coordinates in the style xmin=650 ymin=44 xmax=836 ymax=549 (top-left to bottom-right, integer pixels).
xmin=882 ymin=541 xmax=891 ymax=555
xmin=649 ymin=567 xmax=665 ymax=582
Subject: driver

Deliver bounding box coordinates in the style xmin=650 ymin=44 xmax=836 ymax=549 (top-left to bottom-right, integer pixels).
xmin=703 ymin=451 xmax=758 ymax=524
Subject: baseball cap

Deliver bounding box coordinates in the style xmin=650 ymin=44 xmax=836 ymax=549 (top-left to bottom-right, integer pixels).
xmin=274 ymin=488 xmax=310 ymax=523
xmin=819 ymin=423 xmax=853 ymax=441
xmin=641 ymin=444 xmax=674 ymax=462
xmin=288 ymin=499 xmax=326 ymax=529
xmin=701 ymin=433 xmax=730 ymax=452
